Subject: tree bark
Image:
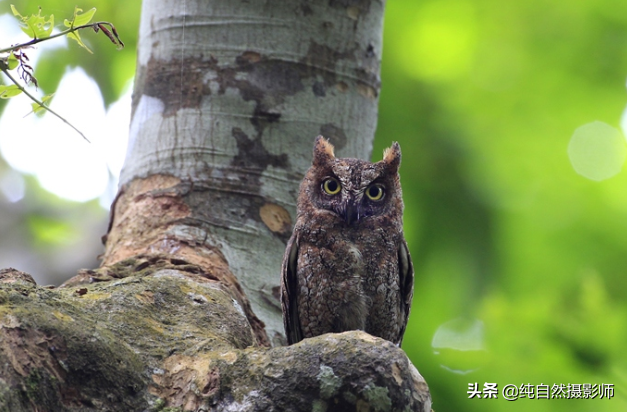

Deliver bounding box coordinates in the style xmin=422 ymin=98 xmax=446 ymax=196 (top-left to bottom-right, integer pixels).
xmin=0 ymin=0 xmax=432 ymax=410
xmin=118 ymin=0 xmax=383 ymax=343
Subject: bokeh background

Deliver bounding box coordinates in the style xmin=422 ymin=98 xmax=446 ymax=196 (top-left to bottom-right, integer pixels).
xmin=1 ymin=1 xmax=627 ymax=410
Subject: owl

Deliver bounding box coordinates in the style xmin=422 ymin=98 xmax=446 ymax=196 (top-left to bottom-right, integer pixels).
xmin=281 ymin=136 xmax=414 ymax=346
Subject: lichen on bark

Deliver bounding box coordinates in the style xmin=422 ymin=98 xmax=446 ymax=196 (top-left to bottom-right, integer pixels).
xmin=0 ymin=268 xmax=431 ymax=411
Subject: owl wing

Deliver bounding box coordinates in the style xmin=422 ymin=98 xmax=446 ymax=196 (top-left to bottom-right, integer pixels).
xmin=281 ymin=233 xmax=303 ymax=345
xmin=397 ymin=239 xmax=414 ymax=346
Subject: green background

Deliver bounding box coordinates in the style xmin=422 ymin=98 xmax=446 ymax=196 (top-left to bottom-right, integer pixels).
xmin=2 ymin=0 xmax=627 ymax=410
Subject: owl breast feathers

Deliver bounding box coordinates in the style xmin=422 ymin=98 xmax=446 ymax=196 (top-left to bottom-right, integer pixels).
xmin=281 ymin=136 xmax=414 ymax=346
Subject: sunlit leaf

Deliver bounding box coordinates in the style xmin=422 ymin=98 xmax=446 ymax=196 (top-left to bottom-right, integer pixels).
xmin=64 ymin=7 xmax=97 ymax=28
xmin=11 ymin=5 xmax=54 ymax=39
xmin=65 ymin=31 xmax=93 ymax=54
xmin=73 ymin=8 xmax=97 ymax=27
xmin=0 ymin=84 xmax=22 ymax=99
xmin=10 ymin=4 xmax=23 ymax=18
xmin=7 ymin=52 xmax=19 ymax=70
xmin=31 ymin=93 xmax=54 ymax=116
xmin=61 ymin=7 xmax=95 ymax=52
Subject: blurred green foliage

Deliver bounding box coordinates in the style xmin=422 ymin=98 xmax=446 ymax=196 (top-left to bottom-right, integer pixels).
xmin=26 ymin=214 xmax=79 ymax=248
xmin=2 ymin=0 xmax=627 ymax=410
xmin=376 ymin=0 xmax=627 ymax=410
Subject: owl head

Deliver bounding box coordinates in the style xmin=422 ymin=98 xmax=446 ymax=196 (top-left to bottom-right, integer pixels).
xmin=299 ymin=136 xmax=403 ymax=225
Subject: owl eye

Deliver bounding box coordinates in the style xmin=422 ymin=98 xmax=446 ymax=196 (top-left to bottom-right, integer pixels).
xmin=322 ymin=178 xmax=341 ymax=195
xmin=365 ymin=184 xmax=385 ymax=201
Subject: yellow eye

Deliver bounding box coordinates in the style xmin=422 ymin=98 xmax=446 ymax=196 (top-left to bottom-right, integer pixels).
xmin=322 ymin=178 xmax=341 ymax=195
xmin=365 ymin=184 xmax=385 ymax=201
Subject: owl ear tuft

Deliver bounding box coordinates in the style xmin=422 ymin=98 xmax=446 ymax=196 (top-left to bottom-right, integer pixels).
xmin=382 ymin=142 xmax=401 ymax=172
xmin=312 ymin=136 xmax=335 ymax=165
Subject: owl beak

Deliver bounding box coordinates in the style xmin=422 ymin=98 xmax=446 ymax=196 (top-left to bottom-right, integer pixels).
xmin=342 ymin=199 xmax=360 ymax=225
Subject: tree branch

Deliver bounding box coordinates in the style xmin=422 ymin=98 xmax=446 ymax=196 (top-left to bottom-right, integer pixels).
xmin=0 ymin=267 xmax=431 ymax=411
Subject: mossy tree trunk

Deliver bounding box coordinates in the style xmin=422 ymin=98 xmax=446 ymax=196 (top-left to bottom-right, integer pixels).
xmin=0 ymin=0 xmax=431 ymax=410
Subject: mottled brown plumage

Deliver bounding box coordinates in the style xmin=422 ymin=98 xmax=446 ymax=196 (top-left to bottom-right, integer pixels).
xmin=281 ymin=136 xmax=414 ymax=346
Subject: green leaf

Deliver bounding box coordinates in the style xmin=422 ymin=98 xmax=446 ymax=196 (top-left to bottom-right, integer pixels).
xmin=64 ymin=7 xmax=97 ymax=28
xmin=12 ymin=5 xmax=54 ymax=39
xmin=66 ymin=31 xmax=93 ymax=54
xmin=31 ymin=94 xmax=54 ymax=115
xmin=73 ymin=8 xmax=97 ymax=27
xmin=7 ymin=52 xmax=19 ymax=70
xmin=10 ymin=4 xmax=23 ymax=18
xmin=62 ymin=7 xmax=96 ymax=53
xmin=0 ymin=84 xmax=22 ymax=99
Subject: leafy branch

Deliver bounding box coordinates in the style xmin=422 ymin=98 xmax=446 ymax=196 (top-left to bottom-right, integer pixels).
xmin=0 ymin=5 xmax=124 ymax=142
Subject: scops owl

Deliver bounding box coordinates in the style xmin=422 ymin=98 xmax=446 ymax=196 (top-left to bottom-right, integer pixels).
xmin=281 ymin=136 xmax=414 ymax=346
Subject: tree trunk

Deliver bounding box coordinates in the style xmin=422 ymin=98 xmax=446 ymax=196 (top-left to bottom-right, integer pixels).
xmin=118 ymin=0 xmax=384 ymax=343
xmin=0 ymin=0 xmax=431 ymax=410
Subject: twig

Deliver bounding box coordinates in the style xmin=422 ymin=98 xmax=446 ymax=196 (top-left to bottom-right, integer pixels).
xmin=1 ymin=66 xmax=90 ymax=142
xmin=0 ymin=22 xmax=124 ymax=54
